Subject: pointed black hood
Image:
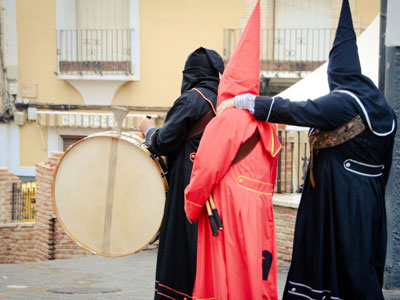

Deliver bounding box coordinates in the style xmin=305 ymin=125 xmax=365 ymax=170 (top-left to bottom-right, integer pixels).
xmin=181 ymin=47 xmax=224 ymax=94
xmin=328 ymin=0 xmax=361 ymax=76
xmin=328 ymin=0 xmax=395 ymax=136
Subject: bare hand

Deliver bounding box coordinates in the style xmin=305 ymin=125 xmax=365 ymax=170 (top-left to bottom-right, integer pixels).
xmin=139 ymin=117 xmax=155 ymax=135
xmin=217 ymin=98 xmax=235 ymax=115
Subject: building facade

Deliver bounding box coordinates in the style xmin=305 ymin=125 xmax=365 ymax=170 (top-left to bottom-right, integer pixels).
xmin=0 ymin=0 xmax=379 ymax=181
xmin=0 ymin=0 xmax=244 ymax=181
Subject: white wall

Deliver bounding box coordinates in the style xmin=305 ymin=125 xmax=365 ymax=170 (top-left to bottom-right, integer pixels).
xmin=56 ymin=0 xmax=77 ymax=30
xmin=275 ymin=0 xmax=331 ymax=29
xmin=0 ymin=123 xmax=35 ymax=177
xmin=274 ymin=0 xmax=332 ymax=61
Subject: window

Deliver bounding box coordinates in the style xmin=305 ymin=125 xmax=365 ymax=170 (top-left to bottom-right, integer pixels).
xmin=62 ymin=135 xmax=86 ymax=151
xmin=56 ymin=0 xmax=139 ymax=78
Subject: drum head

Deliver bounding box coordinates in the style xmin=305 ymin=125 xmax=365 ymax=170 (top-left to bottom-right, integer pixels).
xmin=53 ymin=135 xmax=166 ymax=257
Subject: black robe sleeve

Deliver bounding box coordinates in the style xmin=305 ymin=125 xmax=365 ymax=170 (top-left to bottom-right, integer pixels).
xmin=254 ymin=92 xmax=359 ymax=131
xmin=147 ymin=92 xmax=203 ymax=156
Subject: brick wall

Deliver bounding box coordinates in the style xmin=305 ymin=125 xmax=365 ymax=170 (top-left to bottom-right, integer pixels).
xmin=0 ymin=223 xmax=35 ymax=264
xmin=0 ymin=167 xmax=21 ymax=223
xmin=34 ymin=157 xmax=56 ymax=261
xmin=274 ymin=204 xmax=297 ymax=264
xmin=54 ymin=219 xmax=92 ymax=259
xmin=0 ymin=167 xmax=38 ymax=263
xmin=35 ymin=151 xmax=91 ymax=261
xmin=0 ymin=153 xmax=91 ymax=264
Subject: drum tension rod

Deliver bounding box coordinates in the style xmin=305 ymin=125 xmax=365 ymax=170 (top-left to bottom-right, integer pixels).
xmin=161 ymin=171 xmax=168 ymax=177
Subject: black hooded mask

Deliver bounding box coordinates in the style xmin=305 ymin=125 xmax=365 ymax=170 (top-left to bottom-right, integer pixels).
xmin=181 ymin=47 xmax=224 ymax=94
xmin=328 ymin=0 xmax=395 ymax=136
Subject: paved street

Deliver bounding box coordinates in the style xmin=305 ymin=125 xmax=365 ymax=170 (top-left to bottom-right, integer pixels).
xmin=0 ymin=249 xmax=158 ymax=300
xmin=0 ymin=248 xmax=399 ymax=299
xmin=0 ymin=247 xmax=288 ymax=300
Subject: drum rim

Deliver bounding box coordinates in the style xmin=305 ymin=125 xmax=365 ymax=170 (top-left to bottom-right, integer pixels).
xmin=51 ymin=133 xmax=167 ymax=257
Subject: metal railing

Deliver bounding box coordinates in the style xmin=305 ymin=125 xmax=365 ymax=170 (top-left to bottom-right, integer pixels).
xmin=224 ymin=27 xmax=362 ymax=76
xmin=56 ymin=28 xmax=134 ymax=75
xmin=275 ymin=130 xmax=310 ymax=194
xmin=12 ymin=182 xmax=36 ymax=221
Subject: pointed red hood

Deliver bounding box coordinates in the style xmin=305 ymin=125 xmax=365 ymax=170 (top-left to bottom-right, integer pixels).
xmin=217 ymin=0 xmax=260 ymax=106
xmin=217 ymin=1 xmax=280 ymax=158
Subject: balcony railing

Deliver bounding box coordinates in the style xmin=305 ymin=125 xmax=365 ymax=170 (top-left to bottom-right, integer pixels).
xmin=12 ymin=182 xmax=36 ymax=222
xmin=56 ymin=29 xmax=134 ymax=75
xmin=275 ymin=130 xmax=310 ymax=194
xmin=224 ymin=27 xmax=361 ymax=76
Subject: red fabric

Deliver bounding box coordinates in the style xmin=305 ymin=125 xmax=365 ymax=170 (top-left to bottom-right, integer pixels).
xmin=184 ymin=110 xmax=280 ymax=300
xmin=184 ymin=1 xmax=281 ymax=299
xmin=217 ymin=0 xmax=260 ymax=106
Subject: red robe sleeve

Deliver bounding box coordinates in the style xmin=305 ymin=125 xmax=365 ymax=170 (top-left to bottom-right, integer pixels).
xmin=184 ymin=108 xmax=256 ymax=221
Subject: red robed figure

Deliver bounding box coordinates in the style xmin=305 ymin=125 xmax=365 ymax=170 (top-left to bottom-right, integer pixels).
xmin=184 ymin=1 xmax=281 ymax=299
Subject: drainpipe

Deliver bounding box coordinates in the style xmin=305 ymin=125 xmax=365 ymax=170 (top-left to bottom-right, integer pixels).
xmin=378 ymin=0 xmax=386 ymax=93
xmin=272 ymin=0 xmax=276 ymax=60
xmin=0 ymin=0 xmax=6 ymax=115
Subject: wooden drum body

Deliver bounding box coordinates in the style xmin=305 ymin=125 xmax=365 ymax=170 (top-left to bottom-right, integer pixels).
xmin=52 ymin=132 xmax=167 ymax=257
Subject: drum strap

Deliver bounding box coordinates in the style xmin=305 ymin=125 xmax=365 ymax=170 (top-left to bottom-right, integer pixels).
xmin=103 ymin=138 xmax=119 ymax=252
xmin=186 ymin=110 xmax=215 ymax=139
xmin=186 ymin=88 xmax=217 ymax=139
xmin=231 ymin=129 xmax=260 ymax=166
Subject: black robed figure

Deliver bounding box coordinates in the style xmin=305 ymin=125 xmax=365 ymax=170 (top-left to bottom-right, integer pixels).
xmin=261 ymin=1 xmax=395 ymax=299
xmin=140 ymin=47 xmax=224 ymax=300
xmin=217 ymin=0 xmax=396 ymax=298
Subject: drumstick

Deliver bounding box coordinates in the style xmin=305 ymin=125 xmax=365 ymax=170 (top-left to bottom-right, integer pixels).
xmin=209 ymin=195 xmax=223 ymax=231
xmin=206 ymin=200 xmax=218 ymax=236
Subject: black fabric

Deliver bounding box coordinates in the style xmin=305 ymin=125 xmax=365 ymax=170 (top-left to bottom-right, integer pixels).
xmin=252 ymin=3 xmax=396 ymax=298
xmin=255 ymin=91 xmax=396 ymax=299
xmin=327 ymin=0 xmax=395 ymax=135
xmin=262 ymin=250 xmax=272 ymax=281
xmin=181 ymin=47 xmax=224 ymax=94
xmin=328 ymin=0 xmax=361 ymax=74
xmin=149 ymin=48 xmax=222 ymax=300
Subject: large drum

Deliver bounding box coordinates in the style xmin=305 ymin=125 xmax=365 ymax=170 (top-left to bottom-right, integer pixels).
xmin=52 ymin=132 xmax=167 ymax=257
